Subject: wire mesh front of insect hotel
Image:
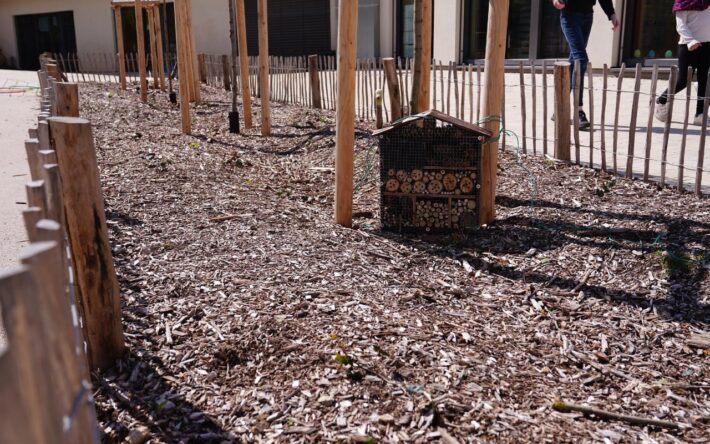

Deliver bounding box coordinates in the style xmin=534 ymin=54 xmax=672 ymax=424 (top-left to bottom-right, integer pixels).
xmin=374 ymin=110 xmax=493 ymax=233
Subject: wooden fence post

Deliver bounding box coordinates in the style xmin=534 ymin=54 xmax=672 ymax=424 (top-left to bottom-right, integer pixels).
xmin=308 ymin=55 xmax=322 ymax=109
xmin=257 ymin=0 xmax=271 ymax=136
xmin=335 ymin=0 xmax=358 ymax=227
xmin=48 ymin=116 xmax=125 ymax=371
xmin=236 ymin=0 xmax=253 ymax=128
xmin=54 ymin=82 xmax=80 ymax=117
xmin=554 ymin=62 xmax=571 ymax=162
xmin=383 ymin=58 xmax=402 ymax=121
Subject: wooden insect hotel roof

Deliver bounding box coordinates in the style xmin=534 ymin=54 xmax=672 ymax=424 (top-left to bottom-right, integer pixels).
xmin=372 ymin=109 xmax=494 ymax=138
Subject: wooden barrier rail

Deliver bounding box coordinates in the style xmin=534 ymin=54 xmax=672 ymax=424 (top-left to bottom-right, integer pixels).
xmin=1 ymin=56 xmax=126 ymax=443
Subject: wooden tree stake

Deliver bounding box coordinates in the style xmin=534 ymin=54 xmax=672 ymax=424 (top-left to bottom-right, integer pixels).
xmin=236 ymin=0 xmax=253 ymax=128
xmin=257 ymin=0 xmax=271 ymax=136
xmin=335 ymin=0 xmax=358 ymax=227
xmin=114 ymin=7 xmax=127 ymax=90
xmin=479 ymin=0 xmax=509 ymax=225
xmin=135 ymin=0 xmax=148 ymax=102
xmin=411 ymin=0 xmax=432 ymax=113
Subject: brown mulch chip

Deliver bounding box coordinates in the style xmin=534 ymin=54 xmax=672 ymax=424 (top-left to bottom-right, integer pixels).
xmin=82 ymin=83 xmax=709 ymax=443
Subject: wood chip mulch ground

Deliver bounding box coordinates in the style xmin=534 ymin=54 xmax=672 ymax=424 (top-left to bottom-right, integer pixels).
xmin=81 ymin=83 xmax=709 ymax=443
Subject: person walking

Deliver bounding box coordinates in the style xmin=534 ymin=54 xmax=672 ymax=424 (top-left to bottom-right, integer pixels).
xmin=655 ymin=0 xmax=710 ymax=125
xmin=553 ymin=0 xmax=620 ymax=130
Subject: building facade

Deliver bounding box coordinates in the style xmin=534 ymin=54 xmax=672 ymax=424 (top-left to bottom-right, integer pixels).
xmin=0 ymin=0 xmax=679 ymax=71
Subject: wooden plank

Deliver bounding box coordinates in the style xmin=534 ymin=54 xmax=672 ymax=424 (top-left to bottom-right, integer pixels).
xmin=25 ymin=139 xmax=41 ymax=181
xmin=54 ymin=82 xmax=80 ymax=117
xmin=48 ymin=116 xmax=126 ymax=371
xmin=612 ymin=63 xmax=626 ymax=174
xmin=335 ymin=0 xmax=358 ymax=227
xmin=573 ymin=59 xmax=581 ymax=164
xmin=542 ymin=60 xmax=548 ymax=155
xmin=696 ymin=72 xmax=710 ymax=195
xmin=531 ymin=62 xmax=537 ymax=154
xmin=453 ymin=63 xmax=460 ymax=119
xmin=383 ymin=58 xmax=402 ymax=121
xmin=643 ymin=64 xmax=659 ymax=181
xmin=519 ymin=61 xmax=527 ymax=153
xmin=174 ymin=0 xmax=191 ymax=134
xmin=587 ymin=62 xmax=595 ymax=167
xmin=554 ymin=62 xmax=571 ymax=162
xmin=20 ymin=241 xmax=96 ymax=443
xmin=0 ymin=267 xmax=55 ymax=444
xmin=135 ymin=0 xmax=148 ymax=102
xmin=26 ymin=180 xmax=47 ymax=218
xmin=660 ymin=66 xmax=677 ymax=186
xmin=626 ymin=63 xmax=643 ymax=178
xmin=22 ymin=208 xmax=42 ymax=243
xmin=476 ymin=64 xmax=482 ymax=122
xmin=411 ymin=0 xmax=432 ymax=113
xmin=600 ymin=64 xmax=608 ymax=171
xmin=468 ymin=64 xmax=473 ymax=123
xmin=479 ymin=0 xmax=508 ymax=225
xmin=42 ymin=163 xmax=65 ymax=228
xmin=678 ymin=66 xmax=693 ymax=192
xmin=446 ymin=62 xmax=452 ymax=115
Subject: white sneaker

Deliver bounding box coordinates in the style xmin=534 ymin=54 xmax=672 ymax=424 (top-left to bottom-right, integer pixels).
xmin=655 ymin=101 xmax=668 ymax=123
xmin=693 ymin=113 xmax=709 ymax=126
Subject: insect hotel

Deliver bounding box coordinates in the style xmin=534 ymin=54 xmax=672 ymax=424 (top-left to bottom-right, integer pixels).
xmin=373 ymin=110 xmax=493 ymax=233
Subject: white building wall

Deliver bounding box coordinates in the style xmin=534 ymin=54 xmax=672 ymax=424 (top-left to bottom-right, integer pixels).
xmin=432 ymin=0 xmax=461 ymax=63
xmin=0 ymin=0 xmax=115 ymax=67
xmin=586 ymin=0 xmax=623 ymax=68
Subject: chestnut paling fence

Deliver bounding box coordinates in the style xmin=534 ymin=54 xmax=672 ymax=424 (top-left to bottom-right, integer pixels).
xmin=54 ymin=52 xmax=709 ymax=195
xmin=0 ymin=55 xmax=126 ymax=443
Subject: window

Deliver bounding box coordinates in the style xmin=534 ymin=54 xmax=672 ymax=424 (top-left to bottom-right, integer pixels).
xmin=623 ymin=0 xmax=677 ymax=64
xmin=462 ymin=0 xmax=531 ymax=61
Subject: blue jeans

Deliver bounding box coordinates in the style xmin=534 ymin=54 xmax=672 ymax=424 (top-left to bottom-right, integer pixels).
xmin=560 ymin=10 xmax=594 ymax=107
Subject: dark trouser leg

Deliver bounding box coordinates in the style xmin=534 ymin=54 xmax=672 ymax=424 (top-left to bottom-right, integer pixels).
xmin=659 ymin=44 xmax=692 ymax=105
xmin=695 ymin=43 xmax=709 ymax=116
xmin=560 ymin=11 xmax=593 ymax=108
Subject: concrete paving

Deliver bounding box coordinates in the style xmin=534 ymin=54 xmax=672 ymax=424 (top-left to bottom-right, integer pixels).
xmin=0 ymin=70 xmax=39 ymax=268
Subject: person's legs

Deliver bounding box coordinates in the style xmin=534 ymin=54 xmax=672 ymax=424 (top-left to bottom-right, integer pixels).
xmin=658 ymin=45 xmax=691 ymax=104
xmin=561 ymin=11 xmax=593 ymax=108
xmin=694 ymin=43 xmax=709 ymax=117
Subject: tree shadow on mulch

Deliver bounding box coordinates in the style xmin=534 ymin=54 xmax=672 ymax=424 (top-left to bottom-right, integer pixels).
xmin=95 ymin=350 xmax=238 ymax=443
xmin=378 ymin=195 xmax=710 ymax=326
